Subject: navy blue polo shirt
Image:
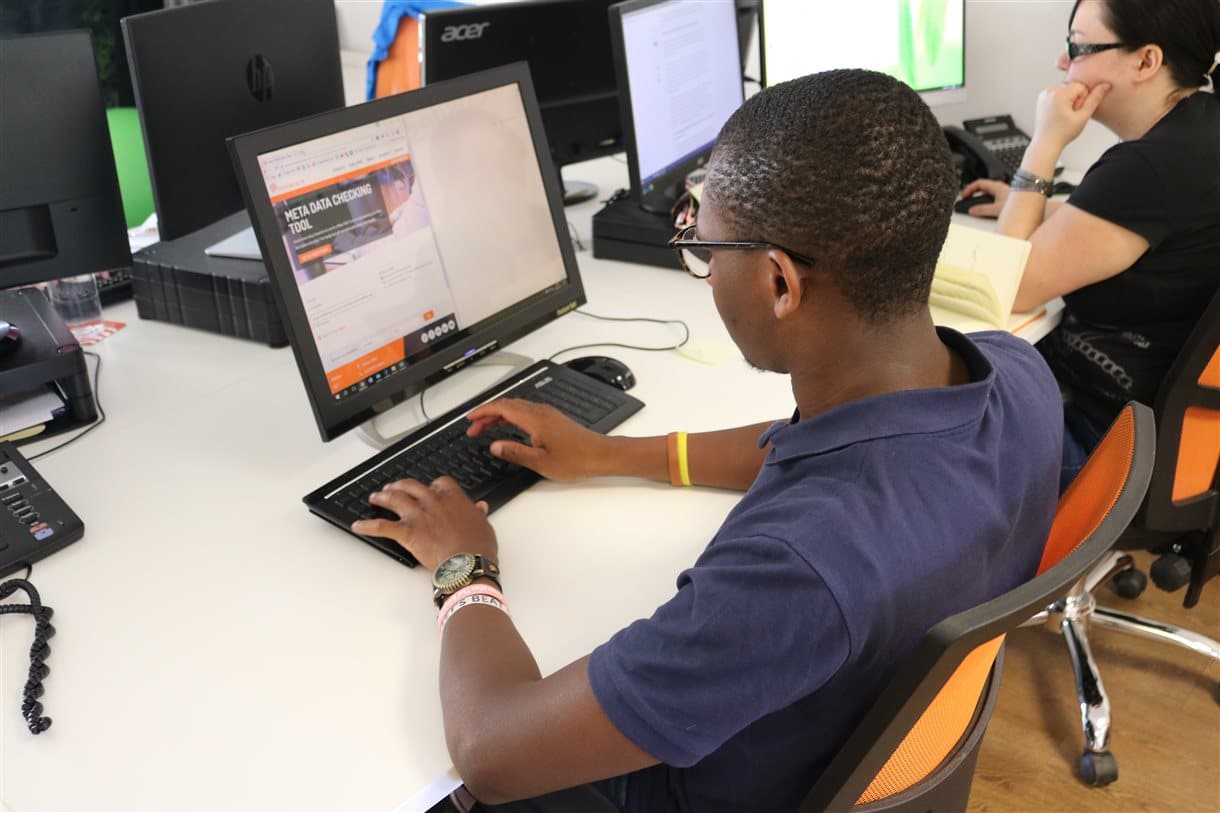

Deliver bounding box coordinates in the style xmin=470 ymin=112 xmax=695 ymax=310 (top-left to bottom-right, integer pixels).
xmin=588 ymin=329 xmax=1062 ymax=813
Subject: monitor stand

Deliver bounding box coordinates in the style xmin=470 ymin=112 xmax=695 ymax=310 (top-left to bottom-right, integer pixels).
xmin=557 ymin=161 xmax=598 ymax=206
xmin=638 ymin=181 xmax=684 ymax=217
xmin=355 ymin=350 xmax=533 ymax=450
xmin=562 ymin=180 xmax=598 ymax=206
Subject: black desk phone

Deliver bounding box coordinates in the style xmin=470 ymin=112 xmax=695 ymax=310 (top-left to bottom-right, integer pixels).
xmin=0 ymin=442 xmax=84 ymax=578
xmin=944 ymin=114 xmax=1033 ymax=186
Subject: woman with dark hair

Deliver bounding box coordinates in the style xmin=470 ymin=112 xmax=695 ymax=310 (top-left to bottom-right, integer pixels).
xmin=961 ymin=0 xmax=1220 ymax=488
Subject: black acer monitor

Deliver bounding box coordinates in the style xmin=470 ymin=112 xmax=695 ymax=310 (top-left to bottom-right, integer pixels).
xmin=419 ymin=0 xmax=622 ymax=205
xmin=760 ymin=0 xmax=966 ymax=107
xmin=228 ymin=63 xmax=587 ymax=442
xmin=121 ymin=0 xmax=345 ymax=241
xmin=0 ymin=31 xmax=130 ymax=290
xmin=609 ymin=0 xmax=745 ymax=214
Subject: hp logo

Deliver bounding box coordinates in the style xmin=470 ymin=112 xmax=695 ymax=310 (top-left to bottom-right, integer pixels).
xmin=246 ymin=54 xmax=275 ymax=102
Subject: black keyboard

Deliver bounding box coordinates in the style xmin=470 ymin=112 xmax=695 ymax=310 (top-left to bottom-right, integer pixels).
xmin=0 ymin=442 xmax=85 ymax=579
xmin=96 ymin=268 xmax=133 ymax=305
xmin=304 ymin=361 xmax=644 ymax=567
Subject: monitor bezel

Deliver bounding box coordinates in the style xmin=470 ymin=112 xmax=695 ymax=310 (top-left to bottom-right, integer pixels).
xmin=756 ymin=0 xmax=967 ymax=104
xmin=228 ymin=62 xmax=586 ymax=442
xmin=609 ymin=0 xmax=744 ymax=215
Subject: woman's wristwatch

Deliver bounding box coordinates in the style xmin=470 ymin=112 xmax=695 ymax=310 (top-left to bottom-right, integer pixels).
xmin=1010 ymin=167 xmax=1053 ymax=197
xmin=432 ymin=553 xmax=501 ymax=609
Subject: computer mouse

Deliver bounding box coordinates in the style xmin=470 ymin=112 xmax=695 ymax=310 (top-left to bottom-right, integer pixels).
xmin=0 ymin=320 xmax=20 ymax=358
xmin=954 ymin=193 xmax=995 ymax=215
xmin=563 ymin=355 xmax=636 ymax=391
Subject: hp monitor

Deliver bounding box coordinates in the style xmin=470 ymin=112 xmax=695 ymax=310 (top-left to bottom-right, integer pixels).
xmin=0 ymin=31 xmax=130 ymax=289
xmin=760 ymin=0 xmax=966 ymax=106
xmin=419 ymin=0 xmax=622 ymax=205
xmin=609 ymin=0 xmax=744 ymax=214
xmin=122 ymin=0 xmax=345 ymax=241
xmin=228 ymin=63 xmax=586 ymax=442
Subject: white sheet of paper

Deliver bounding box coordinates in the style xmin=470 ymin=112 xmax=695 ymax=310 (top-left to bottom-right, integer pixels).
xmin=0 ymin=388 xmax=63 ymax=437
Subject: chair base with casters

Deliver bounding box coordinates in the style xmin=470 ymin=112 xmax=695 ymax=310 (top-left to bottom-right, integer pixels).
xmin=1022 ymin=548 xmax=1220 ymax=786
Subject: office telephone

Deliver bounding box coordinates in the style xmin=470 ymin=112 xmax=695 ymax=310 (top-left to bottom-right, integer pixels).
xmin=944 ymin=114 xmax=1032 ymax=186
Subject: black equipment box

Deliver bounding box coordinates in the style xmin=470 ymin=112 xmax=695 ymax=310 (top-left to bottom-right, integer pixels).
xmin=0 ymin=289 xmax=97 ymax=444
xmin=591 ymin=194 xmax=682 ymax=270
xmin=131 ymin=211 xmax=288 ymax=347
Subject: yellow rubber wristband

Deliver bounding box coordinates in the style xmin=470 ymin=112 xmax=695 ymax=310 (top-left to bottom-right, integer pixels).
xmin=676 ymin=431 xmax=691 ymax=487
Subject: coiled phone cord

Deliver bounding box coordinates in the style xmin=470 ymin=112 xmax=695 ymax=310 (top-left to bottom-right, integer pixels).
xmin=0 ymin=576 xmax=56 ymax=733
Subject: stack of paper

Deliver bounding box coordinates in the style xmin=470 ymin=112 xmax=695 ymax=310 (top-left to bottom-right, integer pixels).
xmin=929 ymin=224 xmax=1032 ymax=333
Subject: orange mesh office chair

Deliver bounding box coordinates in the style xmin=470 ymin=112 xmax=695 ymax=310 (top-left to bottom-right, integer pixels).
xmin=1027 ymin=288 xmax=1220 ymax=786
xmin=800 ymin=403 xmax=1155 ymax=812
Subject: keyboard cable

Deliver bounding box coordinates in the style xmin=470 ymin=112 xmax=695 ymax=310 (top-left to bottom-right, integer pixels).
xmin=415 ymin=310 xmax=690 ymax=421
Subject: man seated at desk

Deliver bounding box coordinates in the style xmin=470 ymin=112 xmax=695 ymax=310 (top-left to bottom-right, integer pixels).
xmin=352 ymin=70 xmax=1063 ymax=813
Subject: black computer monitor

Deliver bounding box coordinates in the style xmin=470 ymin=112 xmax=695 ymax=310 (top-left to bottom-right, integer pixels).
xmin=121 ymin=0 xmax=345 ymax=241
xmin=759 ymin=0 xmax=966 ymax=107
xmin=609 ymin=0 xmax=745 ymax=215
xmin=0 ymin=31 xmax=130 ymax=290
xmin=419 ymin=0 xmax=622 ymax=206
xmin=228 ymin=63 xmax=587 ymax=442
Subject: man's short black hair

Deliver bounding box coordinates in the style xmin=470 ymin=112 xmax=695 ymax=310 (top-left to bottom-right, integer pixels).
xmin=704 ymin=69 xmax=957 ymax=324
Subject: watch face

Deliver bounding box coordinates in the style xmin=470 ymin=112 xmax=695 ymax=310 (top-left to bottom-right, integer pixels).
xmin=433 ymin=552 xmax=475 ymax=591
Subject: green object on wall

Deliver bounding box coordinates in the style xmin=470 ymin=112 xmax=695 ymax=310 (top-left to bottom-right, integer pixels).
xmin=106 ymin=106 xmax=155 ymax=229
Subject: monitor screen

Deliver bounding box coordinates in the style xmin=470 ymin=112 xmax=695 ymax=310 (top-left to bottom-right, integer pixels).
xmin=229 ymin=64 xmax=585 ymax=442
xmin=122 ymin=0 xmax=344 ymax=241
xmin=0 ymin=31 xmax=130 ymax=289
xmin=610 ymin=0 xmax=744 ymax=214
xmin=761 ymin=0 xmax=965 ymax=105
xmin=419 ymin=0 xmax=622 ymax=204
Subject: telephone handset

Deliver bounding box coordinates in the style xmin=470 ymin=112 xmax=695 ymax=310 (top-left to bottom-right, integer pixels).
xmin=944 ymin=114 xmax=1033 ymax=187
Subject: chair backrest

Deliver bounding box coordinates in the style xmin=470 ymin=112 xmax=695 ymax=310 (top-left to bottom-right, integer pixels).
xmin=799 ymin=403 xmax=1155 ymax=812
xmin=1141 ymin=286 xmax=1220 ymax=533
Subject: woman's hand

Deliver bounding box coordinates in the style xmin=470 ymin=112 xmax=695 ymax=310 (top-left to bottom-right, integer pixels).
xmin=1033 ymin=81 xmax=1111 ymax=151
xmin=466 ymin=398 xmax=615 ymax=481
xmin=352 ymin=477 xmax=496 ymax=572
xmin=958 ymin=179 xmax=1010 ymax=217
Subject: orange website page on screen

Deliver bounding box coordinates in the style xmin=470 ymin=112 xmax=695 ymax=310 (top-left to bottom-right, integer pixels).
xmin=259 ymin=119 xmax=459 ymax=397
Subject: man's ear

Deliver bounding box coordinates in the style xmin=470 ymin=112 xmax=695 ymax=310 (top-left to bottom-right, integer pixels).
xmin=768 ymin=250 xmax=807 ymax=320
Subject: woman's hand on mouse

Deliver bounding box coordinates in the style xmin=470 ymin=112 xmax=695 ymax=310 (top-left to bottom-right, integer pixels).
xmin=958 ymin=179 xmax=1010 ymax=217
xmin=466 ymin=398 xmax=613 ymax=481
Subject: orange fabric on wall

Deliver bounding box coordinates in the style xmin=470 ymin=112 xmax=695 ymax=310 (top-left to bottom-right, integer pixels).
xmin=374 ymin=16 xmax=421 ymax=98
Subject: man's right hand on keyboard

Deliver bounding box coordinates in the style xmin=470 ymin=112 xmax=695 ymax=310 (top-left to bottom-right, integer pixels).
xmin=467 ymin=398 xmax=614 ymax=481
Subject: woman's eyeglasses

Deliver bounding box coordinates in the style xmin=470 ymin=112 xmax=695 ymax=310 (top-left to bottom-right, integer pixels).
xmin=667 ymin=225 xmax=816 ymax=279
xmin=1065 ymin=39 xmax=1127 ymax=61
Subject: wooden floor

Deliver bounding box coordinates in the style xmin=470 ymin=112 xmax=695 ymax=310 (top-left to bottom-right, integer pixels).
xmin=969 ymin=552 xmax=1220 ymax=812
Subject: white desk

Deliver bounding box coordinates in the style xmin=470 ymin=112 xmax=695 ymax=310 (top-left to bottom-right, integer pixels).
xmin=0 ymin=157 xmax=1060 ymax=812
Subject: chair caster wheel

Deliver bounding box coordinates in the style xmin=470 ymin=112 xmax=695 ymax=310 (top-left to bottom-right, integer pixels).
xmin=1079 ymin=750 xmax=1119 ymax=786
xmin=1110 ymin=568 xmax=1147 ymax=599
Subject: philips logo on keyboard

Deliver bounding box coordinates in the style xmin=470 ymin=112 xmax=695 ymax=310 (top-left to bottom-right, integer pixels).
xmin=534 ymin=376 xmax=552 ymax=389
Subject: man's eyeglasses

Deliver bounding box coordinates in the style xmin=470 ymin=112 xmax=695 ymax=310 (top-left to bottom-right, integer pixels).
xmin=1065 ymin=39 xmax=1127 ymax=61
xmin=667 ymin=225 xmax=816 ymax=279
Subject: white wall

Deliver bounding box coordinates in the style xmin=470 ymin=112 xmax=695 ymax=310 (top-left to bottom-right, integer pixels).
xmin=333 ymin=0 xmax=1118 ymax=169
xmin=938 ymin=0 xmax=1117 ymax=170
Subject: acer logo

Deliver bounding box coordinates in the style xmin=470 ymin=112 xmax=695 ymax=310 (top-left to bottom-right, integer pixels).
xmin=440 ymin=22 xmax=490 ymax=42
